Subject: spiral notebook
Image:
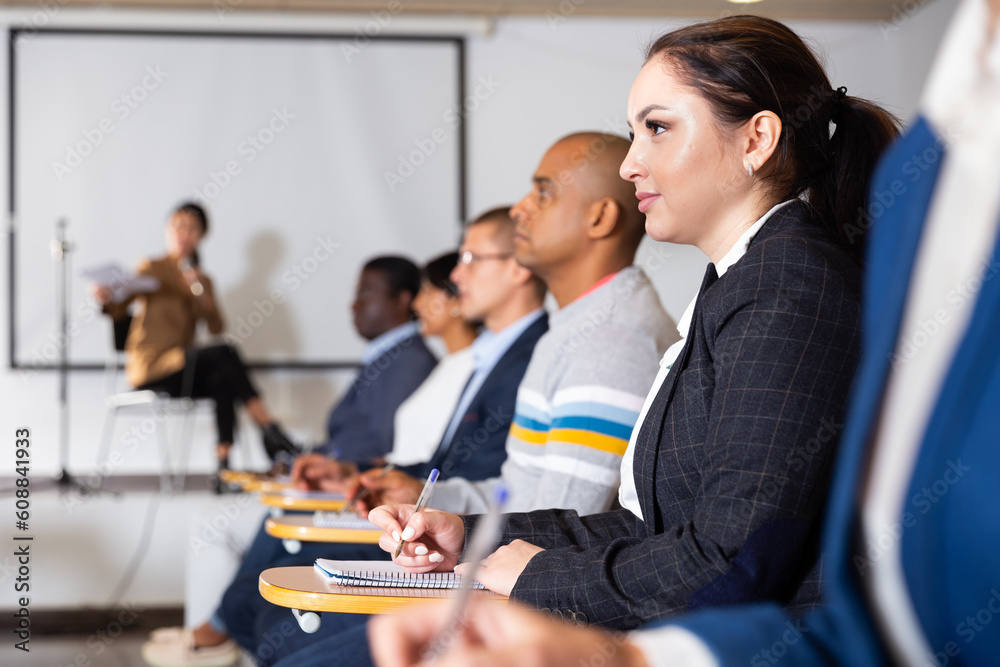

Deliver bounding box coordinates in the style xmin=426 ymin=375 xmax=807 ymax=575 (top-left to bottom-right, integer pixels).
xmin=314 ymin=559 xmax=485 ymax=590
xmin=312 ymin=512 xmax=378 ymax=530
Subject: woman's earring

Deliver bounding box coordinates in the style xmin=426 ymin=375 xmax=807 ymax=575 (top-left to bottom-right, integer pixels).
xmin=747 ymin=162 xmax=755 ymax=178
xmin=451 ymin=306 xmax=461 ymax=318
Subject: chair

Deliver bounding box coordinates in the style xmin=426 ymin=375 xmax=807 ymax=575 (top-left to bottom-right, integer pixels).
xmin=95 ymin=315 xmax=214 ymax=492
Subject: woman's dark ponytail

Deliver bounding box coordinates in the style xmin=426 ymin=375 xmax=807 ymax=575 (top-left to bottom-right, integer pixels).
xmin=815 ymin=95 xmax=902 ymax=254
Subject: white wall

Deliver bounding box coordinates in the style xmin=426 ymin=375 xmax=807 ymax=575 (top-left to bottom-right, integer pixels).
xmin=0 ymin=0 xmax=960 ymax=610
xmin=462 ymin=2 xmax=960 ymax=320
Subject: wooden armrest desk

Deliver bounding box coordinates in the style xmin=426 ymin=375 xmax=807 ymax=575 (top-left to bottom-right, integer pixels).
xmin=218 ymin=470 xmax=291 ymax=494
xmin=258 ymin=491 xmax=347 ymax=513
xmin=259 ymin=566 xmax=506 ymax=618
xmin=265 ymin=514 xmax=381 ymax=545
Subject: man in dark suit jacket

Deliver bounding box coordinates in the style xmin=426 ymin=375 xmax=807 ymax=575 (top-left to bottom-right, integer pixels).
xmin=317 ymin=255 xmax=438 ymax=464
xmin=394 ymin=307 xmax=548 ymax=484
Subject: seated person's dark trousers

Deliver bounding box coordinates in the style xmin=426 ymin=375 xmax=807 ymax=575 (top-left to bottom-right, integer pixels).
xmin=138 ymin=344 xmax=258 ymax=444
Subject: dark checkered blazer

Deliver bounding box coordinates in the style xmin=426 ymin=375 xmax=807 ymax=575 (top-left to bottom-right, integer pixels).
xmin=468 ymin=201 xmax=863 ymax=631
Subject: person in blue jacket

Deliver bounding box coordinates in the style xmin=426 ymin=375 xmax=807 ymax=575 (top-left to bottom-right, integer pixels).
xmin=366 ymin=1 xmax=1000 ymax=665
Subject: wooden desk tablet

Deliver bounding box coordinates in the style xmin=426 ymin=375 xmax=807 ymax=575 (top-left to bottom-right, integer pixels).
xmin=265 ymin=514 xmax=381 ymax=544
xmin=218 ymin=470 xmax=291 ymax=494
xmin=258 ymin=490 xmax=347 ymax=513
xmin=247 ymin=478 xmax=293 ymax=494
xmin=258 ymin=566 xmax=506 ymax=617
xmin=218 ymin=470 xmax=260 ymax=488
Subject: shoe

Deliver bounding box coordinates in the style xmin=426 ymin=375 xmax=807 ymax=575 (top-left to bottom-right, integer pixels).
xmin=208 ymin=473 xmax=223 ymax=495
xmin=208 ymin=473 xmax=240 ymax=495
xmin=147 ymin=626 xmax=184 ymax=643
xmin=268 ymin=447 xmax=300 ymax=476
xmin=141 ymin=627 xmax=238 ymax=667
xmin=261 ymin=423 xmax=298 ymax=461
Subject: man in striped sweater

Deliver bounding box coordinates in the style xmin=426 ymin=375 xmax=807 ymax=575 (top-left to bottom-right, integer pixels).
xmin=356 ymin=131 xmax=679 ymax=516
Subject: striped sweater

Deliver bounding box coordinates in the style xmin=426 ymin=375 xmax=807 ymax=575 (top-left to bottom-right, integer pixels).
xmin=429 ymin=266 xmax=679 ymax=515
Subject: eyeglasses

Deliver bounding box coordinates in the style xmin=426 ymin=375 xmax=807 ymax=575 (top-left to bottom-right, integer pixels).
xmin=458 ymin=250 xmax=514 ymax=266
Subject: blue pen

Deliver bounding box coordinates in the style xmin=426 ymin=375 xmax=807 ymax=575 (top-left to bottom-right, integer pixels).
xmin=394 ymin=468 xmax=440 ymax=558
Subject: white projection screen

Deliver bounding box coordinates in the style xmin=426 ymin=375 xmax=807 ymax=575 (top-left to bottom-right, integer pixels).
xmin=11 ymin=30 xmax=465 ymax=368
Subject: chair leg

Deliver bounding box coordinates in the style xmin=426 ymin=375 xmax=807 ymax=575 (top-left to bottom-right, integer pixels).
xmin=154 ymin=402 xmax=172 ymax=493
xmin=174 ymin=400 xmax=197 ymax=492
xmin=292 ymin=609 xmax=321 ymax=633
xmin=95 ymin=407 xmax=118 ymax=490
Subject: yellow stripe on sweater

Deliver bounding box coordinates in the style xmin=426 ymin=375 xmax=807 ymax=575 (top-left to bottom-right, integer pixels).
xmin=509 ymin=422 xmax=548 ymax=445
xmin=510 ymin=424 xmax=629 ymax=457
xmin=550 ymin=429 xmax=629 ymax=456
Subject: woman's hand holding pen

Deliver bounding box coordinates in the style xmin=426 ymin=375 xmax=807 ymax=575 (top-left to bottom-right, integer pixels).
xmin=454 ymin=539 xmax=544 ymax=597
xmin=368 ymin=505 xmax=466 ymax=573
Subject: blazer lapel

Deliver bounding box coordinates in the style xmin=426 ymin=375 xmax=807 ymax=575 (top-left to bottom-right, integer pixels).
xmin=635 ymin=264 xmax=718 ymax=533
xmin=427 ymin=314 xmax=548 ymax=473
xmin=425 ymin=372 xmax=477 ymax=472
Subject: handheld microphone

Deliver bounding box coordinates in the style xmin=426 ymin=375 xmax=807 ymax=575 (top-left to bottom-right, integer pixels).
xmin=179 ymin=257 xmax=204 ymax=296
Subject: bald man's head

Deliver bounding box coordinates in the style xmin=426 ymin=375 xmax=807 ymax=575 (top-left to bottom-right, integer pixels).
xmin=510 ymin=132 xmax=646 ymax=279
xmin=550 ymin=132 xmax=646 ymax=253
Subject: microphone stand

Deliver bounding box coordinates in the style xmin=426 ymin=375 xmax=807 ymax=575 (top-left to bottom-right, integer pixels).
xmin=49 ymin=219 xmax=88 ymax=494
xmin=0 ymin=221 xmax=104 ymax=501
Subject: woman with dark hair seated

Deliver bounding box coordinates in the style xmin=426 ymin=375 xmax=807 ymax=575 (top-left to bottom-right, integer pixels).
xmin=372 ymin=2 xmax=1000 ymax=665
xmin=385 ymin=251 xmax=479 ymax=467
xmin=266 ymin=12 xmax=903 ymax=666
xmin=368 ymin=9 xmax=900 ymax=636
xmin=93 ymin=201 xmax=295 ymax=474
